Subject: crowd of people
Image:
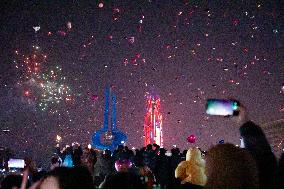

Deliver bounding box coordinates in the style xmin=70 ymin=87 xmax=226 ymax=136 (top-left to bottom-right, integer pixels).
xmin=1 ymin=105 xmax=284 ymax=189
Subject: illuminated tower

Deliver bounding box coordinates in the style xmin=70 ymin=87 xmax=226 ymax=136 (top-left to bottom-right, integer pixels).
xmin=92 ymin=87 xmax=127 ymax=151
xmin=144 ymin=94 xmax=163 ymax=147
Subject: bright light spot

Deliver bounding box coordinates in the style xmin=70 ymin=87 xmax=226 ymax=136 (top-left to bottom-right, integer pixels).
xmin=98 ymin=2 xmax=104 ymax=8
xmin=56 ymin=135 xmax=62 ymax=142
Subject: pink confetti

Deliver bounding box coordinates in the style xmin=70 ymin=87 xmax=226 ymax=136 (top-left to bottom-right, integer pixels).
xmin=91 ymin=95 xmax=99 ymax=102
xmin=232 ymin=19 xmax=240 ymax=26
xmin=228 ymin=79 xmax=235 ymax=84
xmin=58 ymin=31 xmax=67 ymax=36
xmin=123 ymin=59 xmax=128 ymax=66
xmin=128 ymin=37 xmax=135 ymax=44
xmin=113 ymin=8 xmax=120 ymax=13
xmin=98 ymin=3 xmax=104 ymax=8
xmin=216 ymin=58 xmax=223 ymax=62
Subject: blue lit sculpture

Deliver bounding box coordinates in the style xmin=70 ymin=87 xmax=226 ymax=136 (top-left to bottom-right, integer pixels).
xmin=92 ymin=87 xmax=127 ymax=151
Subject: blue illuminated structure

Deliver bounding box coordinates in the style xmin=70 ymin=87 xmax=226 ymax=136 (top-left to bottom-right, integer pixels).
xmin=92 ymin=87 xmax=127 ymax=151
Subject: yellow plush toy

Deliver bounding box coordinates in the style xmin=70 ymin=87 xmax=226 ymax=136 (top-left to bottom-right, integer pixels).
xmin=175 ymin=147 xmax=207 ymax=186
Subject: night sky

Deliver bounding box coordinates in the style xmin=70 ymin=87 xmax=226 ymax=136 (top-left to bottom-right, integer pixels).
xmin=0 ymin=0 xmax=283 ymax=165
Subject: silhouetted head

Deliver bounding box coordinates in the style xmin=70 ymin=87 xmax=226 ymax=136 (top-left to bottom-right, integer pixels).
xmin=153 ymin=143 xmax=160 ymax=151
xmin=159 ymin=148 xmax=166 ymax=155
xmin=146 ymin=144 xmax=152 ymax=151
xmin=239 ymin=121 xmax=271 ymax=155
xmin=117 ymin=145 xmax=124 ymax=151
xmin=204 ymin=143 xmax=259 ymax=189
xmin=1 ymin=174 xmax=23 ymax=189
xmin=171 ymin=147 xmax=180 ymax=156
xmin=51 ymin=156 xmax=59 ymax=164
xmin=104 ymin=149 xmax=112 ymax=158
xmin=40 ymin=166 xmax=94 ymax=189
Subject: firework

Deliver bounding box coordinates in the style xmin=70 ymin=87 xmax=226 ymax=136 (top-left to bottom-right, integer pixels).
xmin=38 ymin=66 xmax=72 ymax=111
xmin=14 ymin=46 xmax=47 ymax=82
xmin=15 ymin=46 xmax=73 ymax=112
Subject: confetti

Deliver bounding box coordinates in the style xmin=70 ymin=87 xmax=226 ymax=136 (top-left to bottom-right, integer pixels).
xmin=281 ymin=84 xmax=284 ymax=93
xmin=58 ymin=31 xmax=67 ymax=36
xmin=232 ymin=19 xmax=240 ymax=26
xmin=33 ymin=26 xmax=40 ymax=32
xmin=98 ymin=2 xmax=104 ymax=8
xmin=67 ymin=21 xmax=72 ymax=29
xmin=128 ymin=36 xmax=135 ymax=44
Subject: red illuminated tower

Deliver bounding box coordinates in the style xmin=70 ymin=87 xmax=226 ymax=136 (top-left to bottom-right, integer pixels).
xmin=144 ymin=94 xmax=163 ymax=147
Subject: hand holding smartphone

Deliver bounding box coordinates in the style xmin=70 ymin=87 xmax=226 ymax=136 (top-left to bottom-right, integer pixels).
xmin=206 ymin=99 xmax=239 ymax=116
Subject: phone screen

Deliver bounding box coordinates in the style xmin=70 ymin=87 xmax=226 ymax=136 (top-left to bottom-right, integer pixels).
xmin=8 ymin=159 xmax=25 ymax=169
xmin=206 ymin=99 xmax=238 ymax=116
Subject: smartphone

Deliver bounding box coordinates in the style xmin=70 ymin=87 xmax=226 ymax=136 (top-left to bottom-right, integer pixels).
xmin=8 ymin=159 xmax=25 ymax=169
xmin=206 ymin=99 xmax=239 ymax=116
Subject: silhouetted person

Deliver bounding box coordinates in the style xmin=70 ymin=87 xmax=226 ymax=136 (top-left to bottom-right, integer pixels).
xmin=155 ymin=148 xmax=171 ymax=189
xmin=99 ymin=171 xmax=146 ymax=189
xmin=204 ymin=143 xmax=259 ymax=189
xmin=1 ymin=175 xmax=23 ymax=189
xmin=240 ymin=121 xmax=278 ymax=189
xmin=274 ymin=150 xmax=284 ymax=189
xmin=40 ymin=166 xmax=94 ymax=189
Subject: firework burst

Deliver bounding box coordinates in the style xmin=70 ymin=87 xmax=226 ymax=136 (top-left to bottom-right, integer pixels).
xmin=14 ymin=46 xmax=73 ymax=112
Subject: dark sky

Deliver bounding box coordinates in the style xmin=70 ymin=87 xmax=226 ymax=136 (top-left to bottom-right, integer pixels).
xmin=0 ymin=0 xmax=283 ymax=164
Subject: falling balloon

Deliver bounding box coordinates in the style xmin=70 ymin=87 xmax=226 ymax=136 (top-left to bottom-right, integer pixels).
xmin=187 ymin=135 xmax=196 ymax=143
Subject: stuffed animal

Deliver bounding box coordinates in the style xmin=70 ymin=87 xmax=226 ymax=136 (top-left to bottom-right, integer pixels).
xmin=175 ymin=147 xmax=207 ymax=186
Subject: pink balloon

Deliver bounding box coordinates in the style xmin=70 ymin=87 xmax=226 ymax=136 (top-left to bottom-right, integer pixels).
xmin=187 ymin=135 xmax=196 ymax=143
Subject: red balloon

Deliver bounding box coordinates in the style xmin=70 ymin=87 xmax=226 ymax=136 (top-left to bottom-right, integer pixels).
xmin=115 ymin=159 xmax=133 ymax=172
xmin=187 ymin=135 xmax=196 ymax=143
